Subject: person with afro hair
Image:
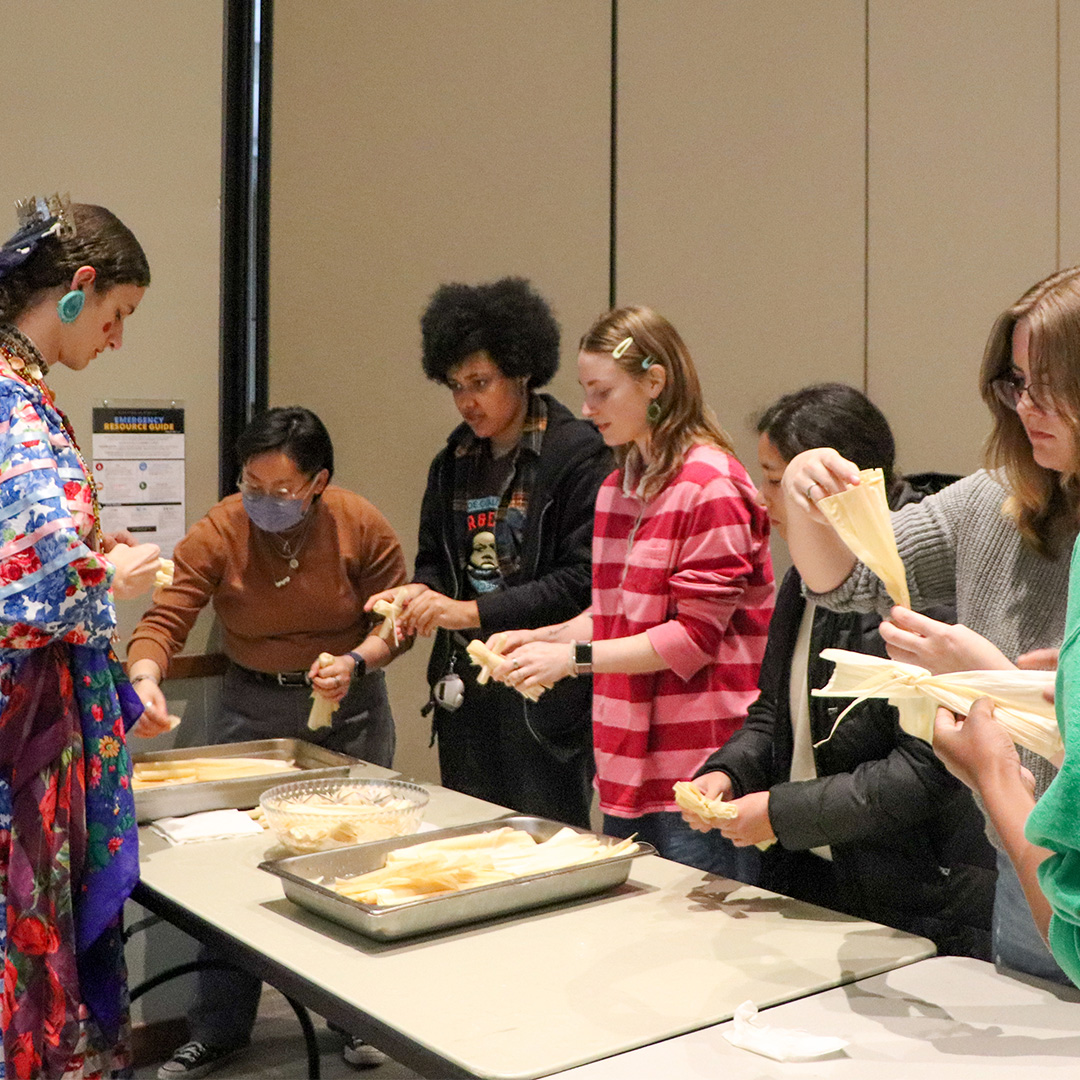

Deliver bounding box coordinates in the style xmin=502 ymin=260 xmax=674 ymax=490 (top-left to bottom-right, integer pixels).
xmin=368 ymin=277 xmax=612 ymax=827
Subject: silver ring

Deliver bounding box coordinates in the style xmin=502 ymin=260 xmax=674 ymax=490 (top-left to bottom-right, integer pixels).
xmin=805 ymin=482 xmax=819 ymax=501
xmin=511 ymin=658 xmax=520 ymax=670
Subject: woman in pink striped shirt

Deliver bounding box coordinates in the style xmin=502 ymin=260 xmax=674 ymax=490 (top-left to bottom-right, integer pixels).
xmin=490 ymin=307 xmax=774 ymax=878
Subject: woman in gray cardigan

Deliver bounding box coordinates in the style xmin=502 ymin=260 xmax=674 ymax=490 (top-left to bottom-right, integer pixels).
xmin=779 ymin=266 xmax=1080 ymax=983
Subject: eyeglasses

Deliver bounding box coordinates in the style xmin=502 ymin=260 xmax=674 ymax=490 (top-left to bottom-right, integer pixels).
xmin=236 ymin=473 xmax=317 ymax=501
xmin=989 ymin=372 xmax=1057 ymax=413
xmin=447 ymin=375 xmax=500 ymax=396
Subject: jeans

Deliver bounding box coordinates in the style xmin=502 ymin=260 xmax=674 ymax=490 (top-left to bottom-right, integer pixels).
xmin=993 ymin=848 xmax=1072 ymax=985
xmin=603 ymin=811 xmax=761 ymax=885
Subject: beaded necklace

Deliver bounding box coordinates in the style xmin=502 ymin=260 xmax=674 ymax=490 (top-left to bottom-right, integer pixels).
xmin=0 ymin=323 xmax=105 ymax=551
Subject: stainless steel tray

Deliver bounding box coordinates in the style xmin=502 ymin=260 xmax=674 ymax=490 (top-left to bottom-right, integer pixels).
xmin=132 ymin=738 xmax=397 ymax=823
xmin=260 ymin=815 xmax=655 ymax=941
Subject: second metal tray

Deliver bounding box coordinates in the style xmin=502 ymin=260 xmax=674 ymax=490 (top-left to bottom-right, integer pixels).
xmin=260 ymin=815 xmax=655 ymax=941
xmin=132 ymin=738 xmax=396 ymax=823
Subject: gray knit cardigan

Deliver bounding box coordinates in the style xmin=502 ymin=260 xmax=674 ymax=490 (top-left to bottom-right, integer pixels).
xmin=808 ymin=469 xmax=1073 ymax=795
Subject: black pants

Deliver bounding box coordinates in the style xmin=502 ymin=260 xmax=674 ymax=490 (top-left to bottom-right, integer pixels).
xmin=434 ymin=651 xmax=593 ymax=829
xmin=189 ymin=663 xmax=395 ymax=1049
xmin=211 ymin=662 xmax=395 ymax=763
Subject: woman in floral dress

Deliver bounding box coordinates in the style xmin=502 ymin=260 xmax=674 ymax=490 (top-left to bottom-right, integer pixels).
xmin=0 ymin=197 xmax=161 ymax=1078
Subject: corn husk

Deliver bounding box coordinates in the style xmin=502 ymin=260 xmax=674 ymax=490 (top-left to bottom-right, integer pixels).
xmin=812 ymin=648 xmax=1062 ymax=765
xmin=372 ymin=587 xmax=407 ymax=645
xmin=132 ymin=757 xmax=299 ymax=790
xmin=672 ymin=781 xmax=775 ymax=851
xmin=466 ymin=639 xmax=545 ymax=701
xmin=816 ymin=469 xmax=910 ymax=609
xmin=672 ymin=780 xmax=739 ymax=823
xmin=307 ymin=652 xmax=339 ymax=730
xmin=329 ymin=826 xmax=638 ymax=906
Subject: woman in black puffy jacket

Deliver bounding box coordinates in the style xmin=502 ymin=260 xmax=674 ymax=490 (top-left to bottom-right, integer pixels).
xmin=682 ymin=383 xmax=996 ymax=958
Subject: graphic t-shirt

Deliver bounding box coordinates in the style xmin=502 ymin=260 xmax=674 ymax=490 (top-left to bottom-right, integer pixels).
xmin=461 ymin=449 xmax=525 ymax=597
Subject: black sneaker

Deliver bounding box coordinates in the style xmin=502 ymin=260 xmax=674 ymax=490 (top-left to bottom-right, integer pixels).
xmin=157 ymin=1041 xmax=245 ymax=1080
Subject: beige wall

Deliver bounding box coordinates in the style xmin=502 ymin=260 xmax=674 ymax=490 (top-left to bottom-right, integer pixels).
xmin=1063 ymin=1 xmax=1080 ymax=264
xmin=0 ymin=0 xmax=224 ymax=653
xmin=269 ymin=0 xmax=1078 ymax=784
xmin=618 ymin=0 xmax=866 ymax=470
xmin=270 ymin=0 xmax=611 ymax=783
xmin=867 ymin=0 xmax=1059 ymax=475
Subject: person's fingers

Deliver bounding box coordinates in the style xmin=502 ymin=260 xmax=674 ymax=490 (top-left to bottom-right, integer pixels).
xmin=1017 ymin=647 xmax=1060 ymax=671
xmin=933 ymin=704 xmax=962 ymax=734
xmin=965 ymin=696 xmax=995 ymax=723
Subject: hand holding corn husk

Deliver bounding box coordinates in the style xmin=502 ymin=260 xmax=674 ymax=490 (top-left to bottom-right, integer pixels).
xmin=673 ymin=781 xmax=775 ymax=850
xmin=814 ymin=468 xmax=910 ymax=609
xmin=674 ymin=780 xmax=739 ymax=823
xmin=307 ymin=652 xmax=340 ymax=730
xmin=329 ymin=826 xmax=639 ymax=906
xmin=812 ymin=648 xmax=1062 ymax=765
xmin=466 ymin=639 xmax=546 ymax=701
xmin=372 ymin=586 xmax=408 ymax=645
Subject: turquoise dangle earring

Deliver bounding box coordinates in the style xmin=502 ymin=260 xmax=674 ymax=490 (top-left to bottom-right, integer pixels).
xmin=57 ymin=289 xmax=85 ymax=323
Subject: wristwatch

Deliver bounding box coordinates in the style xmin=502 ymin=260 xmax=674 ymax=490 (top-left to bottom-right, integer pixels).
xmin=347 ymin=650 xmax=367 ymax=678
xmin=571 ymin=640 xmax=593 ymax=677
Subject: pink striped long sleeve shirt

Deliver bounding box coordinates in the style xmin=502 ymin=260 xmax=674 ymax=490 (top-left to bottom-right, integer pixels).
xmin=591 ymin=445 xmax=774 ymax=818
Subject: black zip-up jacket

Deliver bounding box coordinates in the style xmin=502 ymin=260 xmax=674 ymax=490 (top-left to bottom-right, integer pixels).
xmin=414 ymin=394 xmax=613 ymax=751
xmin=697 ymin=477 xmax=996 ymax=957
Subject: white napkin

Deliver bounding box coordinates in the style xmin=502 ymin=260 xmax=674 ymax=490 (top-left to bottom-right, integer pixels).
xmin=722 ymin=1000 xmax=848 ymax=1062
xmin=151 ymin=809 xmax=265 ymax=845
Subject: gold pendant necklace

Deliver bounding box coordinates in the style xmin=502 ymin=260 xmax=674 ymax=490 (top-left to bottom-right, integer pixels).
xmin=266 ymin=507 xmax=315 ymax=587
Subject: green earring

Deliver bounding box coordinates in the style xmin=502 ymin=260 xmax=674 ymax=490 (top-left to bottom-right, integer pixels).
xmin=57 ymin=289 xmax=85 ymax=323
xmin=647 ymin=399 xmax=662 ymax=424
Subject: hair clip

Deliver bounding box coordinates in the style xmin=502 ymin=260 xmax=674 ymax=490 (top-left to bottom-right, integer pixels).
xmin=1 ymin=194 xmax=75 ymax=280
xmin=612 ymin=336 xmax=633 ymax=359
xmin=14 ymin=192 xmax=75 ymax=241
xmin=641 ymin=355 xmax=655 ymax=370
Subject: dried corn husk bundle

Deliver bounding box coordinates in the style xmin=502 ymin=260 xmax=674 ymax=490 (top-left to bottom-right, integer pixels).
xmin=132 ymin=756 xmax=299 ymax=790
xmin=816 ymin=469 xmax=910 ymax=609
xmin=372 ymin=587 xmax=407 ymax=645
xmin=672 ymin=780 xmax=738 ymax=823
xmin=812 ymin=647 xmax=1062 ymax=765
xmin=307 ymin=652 xmax=339 ymax=730
xmin=672 ymin=781 xmax=775 ymax=851
xmin=466 ymin=639 xmax=545 ymax=701
xmin=329 ymin=826 xmax=638 ymax=906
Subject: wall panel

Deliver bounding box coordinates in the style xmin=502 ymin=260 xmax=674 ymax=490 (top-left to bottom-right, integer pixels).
xmin=0 ymin=0 xmax=224 ymax=651
xmin=1062 ymin=0 xmax=1080 ymax=266
xmin=270 ymin=1 xmax=611 ymax=781
xmin=867 ymin=0 xmax=1058 ymax=476
xmin=617 ymin=0 xmax=867 ymax=473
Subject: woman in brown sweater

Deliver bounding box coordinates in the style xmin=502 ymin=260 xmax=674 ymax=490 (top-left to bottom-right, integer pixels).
xmin=128 ymin=406 xmax=407 ymax=761
xmin=127 ymin=406 xmax=406 ymax=1076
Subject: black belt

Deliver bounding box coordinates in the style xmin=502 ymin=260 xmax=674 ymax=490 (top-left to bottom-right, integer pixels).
xmin=233 ymin=663 xmax=310 ymax=687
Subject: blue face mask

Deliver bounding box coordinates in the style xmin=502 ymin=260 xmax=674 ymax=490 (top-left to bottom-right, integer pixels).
xmin=242 ymin=492 xmax=308 ymax=533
